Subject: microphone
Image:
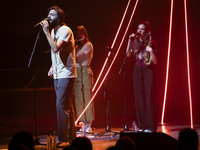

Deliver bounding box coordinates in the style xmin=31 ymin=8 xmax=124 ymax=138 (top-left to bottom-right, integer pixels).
xmin=135 ymin=32 xmax=141 ymax=36
xmin=129 ymin=33 xmax=140 ymax=42
xmin=76 ymin=37 xmax=85 ymax=42
xmin=44 ymin=49 xmax=51 ymax=53
xmin=75 ymin=37 xmax=85 ymax=46
xmin=105 ymin=45 xmax=115 ymax=54
xmin=34 ymin=18 xmax=49 ymax=27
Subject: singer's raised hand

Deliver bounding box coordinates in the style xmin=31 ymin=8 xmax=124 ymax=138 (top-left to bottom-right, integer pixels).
xmin=129 ymin=33 xmax=136 ymax=39
xmin=41 ymin=20 xmax=49 ymax=35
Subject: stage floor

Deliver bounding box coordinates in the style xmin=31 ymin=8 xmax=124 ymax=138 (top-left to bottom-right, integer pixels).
xmin=0 ymin=124 xmax=200 ymax=150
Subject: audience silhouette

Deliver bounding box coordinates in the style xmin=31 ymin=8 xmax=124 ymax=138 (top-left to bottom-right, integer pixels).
xmin=115 ymin=136 xmax=136 ymax=150
xmin=63 ymin=145 xmax=78 ymax=150
xmin=7 ymin=128 xmax=199 ymax=150
xmin=178 ymin=128 xmax=199 ymax=150
xmin=106 ymin=146 xmax=123 ymax=150
xmin=70 ymin=136 xmax=92 ymax=150
xmin=8 ymin=131 xmax=35 ymax=150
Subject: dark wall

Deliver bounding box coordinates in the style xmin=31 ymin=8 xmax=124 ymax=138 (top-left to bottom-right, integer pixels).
xmin=1 ymin=0 xmax=200 ymax=128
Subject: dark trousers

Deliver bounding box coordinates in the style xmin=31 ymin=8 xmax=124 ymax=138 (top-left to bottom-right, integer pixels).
xmin=54 ymin=78 xmax=76 ymax=142
xmin=133 ymin=66 xmax=157 ymax=132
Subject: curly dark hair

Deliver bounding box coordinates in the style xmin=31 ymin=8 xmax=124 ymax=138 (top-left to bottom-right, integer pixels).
xmin=48 ymin=6 xmax=66 ymax=26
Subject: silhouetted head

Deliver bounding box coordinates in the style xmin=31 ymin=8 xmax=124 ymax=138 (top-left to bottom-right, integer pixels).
xmin=178 ymin=128 xmax=198 ymax=150
xmin=106 ymin=146 xmax=123 ymax=150
xmin=8 ymin=131 xmax=34 ymax=150
xmin=71 ymin=136 xmax=92 ymax=150
xmin=116 ymin=136 xmax=136 ymax=150
xmin=63 ymin=146 xmax=78 ymax=150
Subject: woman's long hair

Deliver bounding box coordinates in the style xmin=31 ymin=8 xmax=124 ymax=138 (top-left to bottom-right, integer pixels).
xmin=133 ymin=21 xmax=152 ymax=55
xmin=76 ymin=25 xmax=90 ymax=43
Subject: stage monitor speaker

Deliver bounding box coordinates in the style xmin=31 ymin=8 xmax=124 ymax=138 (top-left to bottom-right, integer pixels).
xmin=120 ymin=132 xmax=178 ymax=150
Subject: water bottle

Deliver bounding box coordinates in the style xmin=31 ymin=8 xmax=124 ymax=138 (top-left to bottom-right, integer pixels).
xmin=51 ymin=134 xmax=57 ymax=150
xmin=81 ymin=122 xmax=86 ymax=136
xmin=132 ymin=121 xmax=137 ymax=133
xmin=50 ymin=135 xmax=53 ymax=150
xmin=46 ymin=135 xmax=51 ymax=150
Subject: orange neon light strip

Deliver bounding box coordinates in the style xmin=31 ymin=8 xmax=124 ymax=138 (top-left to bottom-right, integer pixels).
xmin=184 ymin=0 xmax=193 ymax=128
xmin=92 ymin=0 xmax=131 ymax=92
xmin=75 ymin=0 xmax=139 ymax=124
xmin=162 ymin=125 xmax=167 ymax=134
xmin=92 ymin=55 xmax=110 ymax=91
xmin=161 ymin=0 xmax=173 ymax=125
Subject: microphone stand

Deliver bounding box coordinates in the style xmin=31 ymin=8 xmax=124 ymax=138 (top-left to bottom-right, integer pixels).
xmin=112 ymin=46 xmax=132 ymax=137
xmin=28 ymin=27 xmax=42 ymax=145
xmin=97 ymin=46 xmax=119 ymax=137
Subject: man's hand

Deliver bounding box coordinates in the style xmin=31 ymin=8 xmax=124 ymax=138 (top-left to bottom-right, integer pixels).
xmin=48 ymin=67 xmax=53 ymax=78
xmin=41 ymin=20 xmax=49 ymax=35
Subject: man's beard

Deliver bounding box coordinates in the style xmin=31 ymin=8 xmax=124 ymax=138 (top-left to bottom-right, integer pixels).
xmin=49 ymin=19 xmax=58 ymax=28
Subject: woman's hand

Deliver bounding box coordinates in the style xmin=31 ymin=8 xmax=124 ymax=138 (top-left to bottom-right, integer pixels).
xmin=146 ymin=46 xmax=158 ymax=65
xmin=129 ymin=33 xmax=136 ymax=40
xmin=146 ymin=46 xmax=153 ymax=52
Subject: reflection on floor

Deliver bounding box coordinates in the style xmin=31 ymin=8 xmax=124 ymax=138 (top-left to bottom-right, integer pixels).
xmin=0 ymin=124 xmax=200 ymax=150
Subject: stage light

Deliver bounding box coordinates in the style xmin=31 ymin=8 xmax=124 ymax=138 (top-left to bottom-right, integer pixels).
xmin=161 ymin=0 xmax=173 ymax=125
xmin=161 ymin=125 xmax=167 ymax=134
xmin=75 ymin=0 xmax=139 ymax=124
xmin=184 ymin=0 xmax=193 ymax=129
xmin=161 ymin=0 xmax=193 ymax=128
xmin=92 ymin=0 xmax=131 ymax=92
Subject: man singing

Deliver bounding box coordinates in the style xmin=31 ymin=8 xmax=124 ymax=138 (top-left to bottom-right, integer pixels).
xmin=40 ymin=6 xmax=76 ymax=146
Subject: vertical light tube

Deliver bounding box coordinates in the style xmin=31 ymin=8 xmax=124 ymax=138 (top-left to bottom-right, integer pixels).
xmin=92 ymin=0 xmax=131 ymax=92
xmin=161 ymin=0 xmax=173 ymax=125
xmin=184 ymin=0 xmax=193 ymax=128
xmin=162 ymin=125 xmax=167 ymax=133
xmin=75 ymin=0 xmax=139 ymax=124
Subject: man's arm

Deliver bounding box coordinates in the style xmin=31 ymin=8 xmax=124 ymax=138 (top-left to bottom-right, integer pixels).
xmin=41 ymin=20 xmax=66 ymax=53
xmin=45 ymin=32 xmax=65 ymax=53
xmin=48 ymin=65 xmax=53 ymax=78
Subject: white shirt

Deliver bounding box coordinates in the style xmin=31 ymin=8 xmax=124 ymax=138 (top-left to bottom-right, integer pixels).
xmin=76 ymin=42 xmax=93 ymax=67
xmin=51 ymin=26 xmax=77 ymax=79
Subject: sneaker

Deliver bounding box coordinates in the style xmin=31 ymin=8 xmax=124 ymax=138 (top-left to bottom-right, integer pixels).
xmin=78 ymin=122 xmax=85 ymax=132
xmin=57 ymin=141 xmax=69 ymax=147
xmin=86 ymin=127 xmax=92 ymax=132
xmin=144 ymin=129 xmax=152 ymax=133
xmin=138 ymin=129 xmax=144 ymax=132
xmin=78 ymin=126 xmax=91 ymax=133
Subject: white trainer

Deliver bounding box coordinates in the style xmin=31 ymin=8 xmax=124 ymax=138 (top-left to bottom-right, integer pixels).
xmin=86 ymin=126 xmax=92 ymax=132
xmin=138 ymin=129 xmax=144 ymax=132
xmin=144 ymin=129 xmax=152 ymax=133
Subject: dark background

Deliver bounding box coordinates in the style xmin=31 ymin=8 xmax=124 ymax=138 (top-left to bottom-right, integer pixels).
xmin=1 ymin=0 xmax=200 ymax=135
